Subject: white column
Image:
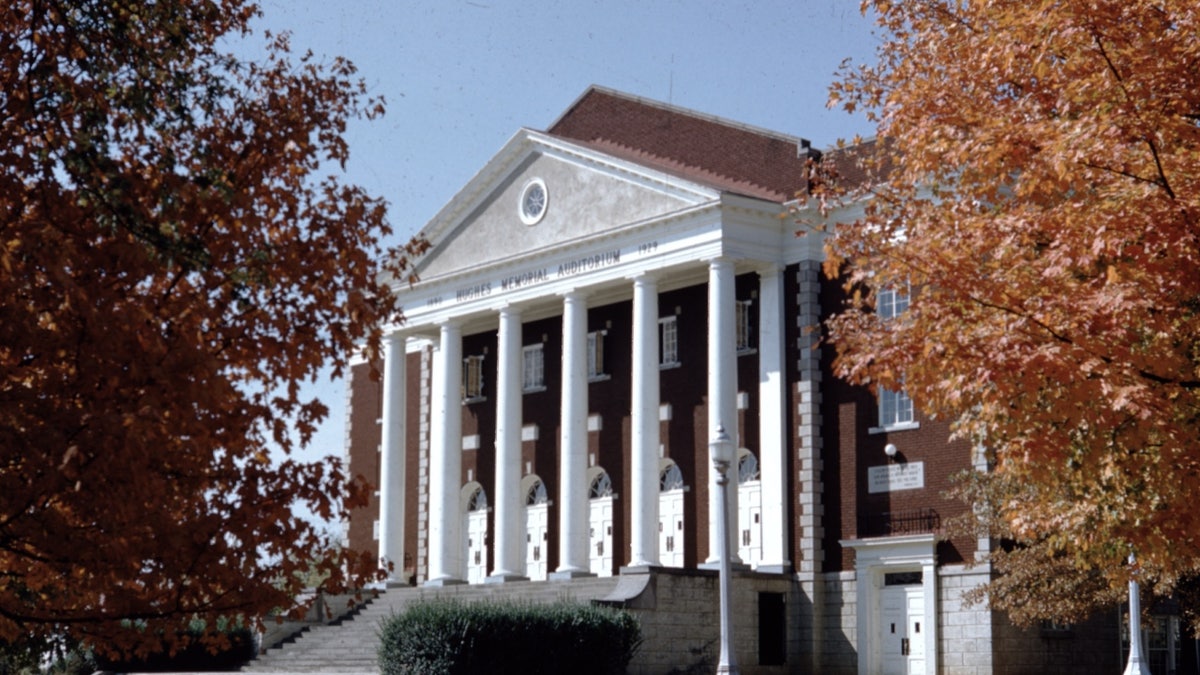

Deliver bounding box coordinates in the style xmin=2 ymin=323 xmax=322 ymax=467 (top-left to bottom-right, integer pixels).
xmin=554 ymin=290 xmax=591 ymax=577
xmin=378 ymin=332 xmax=408 ymax=584
xmin=706 ymin=257 xmax=740 ymax=565
xmin=489 ymin=306 xmax=525 ymax=581
xmin=629 ymin=274 xmax=660 ymax=568
xmin=757 ymin=264 xmax=791 ymax=572
xmin=426 ymin=321 xmax=464 ymax=586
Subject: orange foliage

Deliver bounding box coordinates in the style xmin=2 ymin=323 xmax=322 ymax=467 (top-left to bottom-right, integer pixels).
xmin=0 ymin=0 xmax=423 ymax=655
xmin=821 ymin=0 xmax=1200 ymax=617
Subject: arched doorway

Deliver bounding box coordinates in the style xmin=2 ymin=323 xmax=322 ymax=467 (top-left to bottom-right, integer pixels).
xmin=523 ymin=476 xmax=549 ymax=581
xmin=587 ymin=468 xmax=614 ymax=577
xmin=658 ymin=461 xmax=685 ymax=568
xmin=737 ymin=450 xmax=762 ymax=568
xmin=462 ymin=483 xmax=489 ymax=584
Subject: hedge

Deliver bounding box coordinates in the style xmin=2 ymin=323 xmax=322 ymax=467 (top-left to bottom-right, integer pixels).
xmin=378 ymin=599 xmax=641 ymax=675
xmin=92 ymin=618 xmax=256 ymax=673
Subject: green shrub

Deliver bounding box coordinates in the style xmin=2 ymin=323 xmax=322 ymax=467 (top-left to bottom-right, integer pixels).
xmin=92 ymin=618 xmax=256 ymax=673
xmin=378 ymin=599 xmax=641 ymax=675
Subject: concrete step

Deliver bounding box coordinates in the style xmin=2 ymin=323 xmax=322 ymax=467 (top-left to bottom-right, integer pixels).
xmin=241 ymin=576 xmax=624 ymax=674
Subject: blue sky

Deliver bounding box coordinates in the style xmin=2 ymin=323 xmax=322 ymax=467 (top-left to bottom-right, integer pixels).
xmin=246 ymin=0 xmax=883 ymax=516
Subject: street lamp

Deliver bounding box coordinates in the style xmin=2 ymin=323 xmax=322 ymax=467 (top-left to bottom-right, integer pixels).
xmin=1124 ymin=553 xmax=1152 ymax=675
xmin=710 ymin=424 xmax=740 ymax=675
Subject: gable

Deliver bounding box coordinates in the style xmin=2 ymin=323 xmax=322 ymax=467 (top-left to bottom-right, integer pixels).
xmin=415 ymin=131 xmax=718 ymax=282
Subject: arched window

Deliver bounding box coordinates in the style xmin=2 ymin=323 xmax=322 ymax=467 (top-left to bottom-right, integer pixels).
xmin=660 ymin=463 xmax=685 ymax=491
xmin=589 ymin=471 xmax=613 ymax=499
xmin=738 ymin=452 xmax=760 ymax=484
xmin=467 ymin=485 xmax=488 ymax=512
xmin=526 ymin=479 xmax=548 ymax=505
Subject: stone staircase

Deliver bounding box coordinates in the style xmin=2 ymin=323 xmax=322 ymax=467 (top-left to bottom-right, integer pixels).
xmin=241 ymin=576 xmax=626 ymax=674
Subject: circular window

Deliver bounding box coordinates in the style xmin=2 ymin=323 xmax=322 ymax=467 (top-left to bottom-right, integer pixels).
xmin=519 ymin=178 xmax=548 ymax=225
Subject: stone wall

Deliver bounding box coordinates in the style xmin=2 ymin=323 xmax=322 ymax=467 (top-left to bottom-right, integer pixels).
xmin=616 ymin=569 xmax=797 ymax=675
xmin=939 ymin=564 xmax=995 ymax=675
xmin=816 ymin=570 xmax=859 ymax=675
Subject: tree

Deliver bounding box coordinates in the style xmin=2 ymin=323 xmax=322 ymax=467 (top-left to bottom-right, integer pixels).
xmin=818 ymin=0 xmax=1200 ymax=624
xmin=0 ymin=0 xmax=424 ymax=655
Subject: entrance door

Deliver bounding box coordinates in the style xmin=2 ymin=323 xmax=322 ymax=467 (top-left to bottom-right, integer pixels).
xmin=659 ymin=463 xmax=685 ymax=568
xmin=525 ymin=503 xmax=548 ymax=581
xmin=737 ymin=480 xmax=762 ymax=567
xmin=466 ymin=508 xmax=488 ymax=584
xmin=880 ymin=583 xmax=926 ymax=675
xmin=737 ymin=452 xmax=762 ymax=568
xmin=589 ymin=496 xmax=613 ymax=576
xmin=464 ymin=486 xmax=488 ymax=584
xmin=658 ymin=489 xmax=684 ymax=567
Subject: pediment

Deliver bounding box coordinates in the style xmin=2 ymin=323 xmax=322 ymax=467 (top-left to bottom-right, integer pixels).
xmin=411 ymin=130 xmax=719 ymax=282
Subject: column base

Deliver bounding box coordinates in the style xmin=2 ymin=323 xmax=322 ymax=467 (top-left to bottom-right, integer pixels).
xmin=423 ymin=576 xmax=467 ymax=587
xmin=384 ymin=576 xmax=413 ymax=589
xmin=484 ymin=573 xmax=529 ymax=584
xmin=698 ymin=561 xmax=752 ymax=573
xmin=618 ymin=564 xmax=658 ymax=575
xmin=549 ymin=569 xmax=596 ymax=581
xmin=754 ymin=562 xmax=793 ymax=575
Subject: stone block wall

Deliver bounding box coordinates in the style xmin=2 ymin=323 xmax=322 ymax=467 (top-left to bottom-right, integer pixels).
xmin=939 ymin=564 xmax=995 ymax=675
xmin=623 ymin=570 xmax=796 ymax=675
xmin=815 ymin=571 xmax=859 ymax=675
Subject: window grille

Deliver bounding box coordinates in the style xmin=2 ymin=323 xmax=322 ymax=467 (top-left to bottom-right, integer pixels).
xmin=522 ymin=344 xmax=544 ymax=391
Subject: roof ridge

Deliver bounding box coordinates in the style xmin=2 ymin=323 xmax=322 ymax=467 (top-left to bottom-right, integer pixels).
xmin=580 ymin=137 xmax=790 ymax=201
xmin=550 ymin=85 xmax=812 ymax=151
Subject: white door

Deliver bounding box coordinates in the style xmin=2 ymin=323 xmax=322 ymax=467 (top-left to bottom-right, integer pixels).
xmin=465 ymin=509 xmax=488 ymax=584
xmin=589 ymin=496 xmax=614 ymax=577
xmin=658 ymin=489 xmax=685 ymax=568
xmin=880 ymin=584 xmax=926 ymax=675
xmin=525 ymin=503 xmax=548 ymax=581
xmin=737 ymin=480 xmax=762 ymax=567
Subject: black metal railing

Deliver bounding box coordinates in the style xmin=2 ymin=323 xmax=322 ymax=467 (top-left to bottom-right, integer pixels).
xmin=858 ymin=508 xmax=941 ymax=537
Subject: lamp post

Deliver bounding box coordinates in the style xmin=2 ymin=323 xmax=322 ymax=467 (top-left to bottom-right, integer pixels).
xmin=710 ymin=424 xmax=740 ymax=675
xmin=1124 ymin=553 xmax=1152 ymax=675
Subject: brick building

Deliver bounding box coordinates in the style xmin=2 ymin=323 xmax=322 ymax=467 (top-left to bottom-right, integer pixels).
xmin=343 ymin=86 xmax=1155 ymax=674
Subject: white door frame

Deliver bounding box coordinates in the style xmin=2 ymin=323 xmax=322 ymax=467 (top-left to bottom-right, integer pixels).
xmin=841 ymin=534 xmax=938 ymax=675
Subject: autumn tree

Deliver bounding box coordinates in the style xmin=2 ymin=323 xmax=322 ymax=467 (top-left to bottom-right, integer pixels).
xmin=820 ymin=0 xmax=1200 ymax=624
xmin=1 ymin=0 xmax=423 ymax=654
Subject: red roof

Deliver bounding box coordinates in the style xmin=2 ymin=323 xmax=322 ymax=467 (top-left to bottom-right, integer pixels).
xmin=546 ymin=87 xmax=818 ymax=203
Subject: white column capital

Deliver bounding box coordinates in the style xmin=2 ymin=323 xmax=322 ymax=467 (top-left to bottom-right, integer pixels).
xmin=705 ymin=254 xmax=736 ymax=268
xmin=754 ymin=260 xmax=784 ymax=277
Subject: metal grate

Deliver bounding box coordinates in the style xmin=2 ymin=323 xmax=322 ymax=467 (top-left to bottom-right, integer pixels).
xmin=858 ymin=508 xmax=940 ymax=537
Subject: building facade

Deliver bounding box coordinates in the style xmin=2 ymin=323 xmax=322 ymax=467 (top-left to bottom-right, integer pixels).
xmin=345 ymin=87 xmax=1133 ymax=674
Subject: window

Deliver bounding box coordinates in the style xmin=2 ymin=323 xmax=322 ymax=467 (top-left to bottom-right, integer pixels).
xmin=526 ymin=479 xmax=548 ymax=505
xmin=660 ymin=463 xmax=684 ymax=491
xmin=736 ymin=299 xmax=754 ymax=352
xmin=590 ymin=471 xmax=614 ymax=499
xmin=737 ymin=452 xmax=760 ymax=484
xmin=874 ymin=285 xmax=917 ymax=431
xmin=587 ymin=330 xmax=607 ymax=380
xmin=522 ymin=344 xmax=545 ymax=392
xmin=879 ymin=388 xmax=914 ymax=428
xmin=877 ymin=286 xmax=910 ymax=319
xmin=463 ymin=355 xmax=485 ymax=401
xmin=659 ymin=316 xmax=679 ymax=367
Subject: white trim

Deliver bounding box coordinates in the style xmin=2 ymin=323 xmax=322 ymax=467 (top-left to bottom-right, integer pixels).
xmin=518 ymin=177 xmax=549 ymax=226
xmin=841 ymin=534 xmax=939 ymax=675
xmin=868 ymin=421 xmax=921 ymax=435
